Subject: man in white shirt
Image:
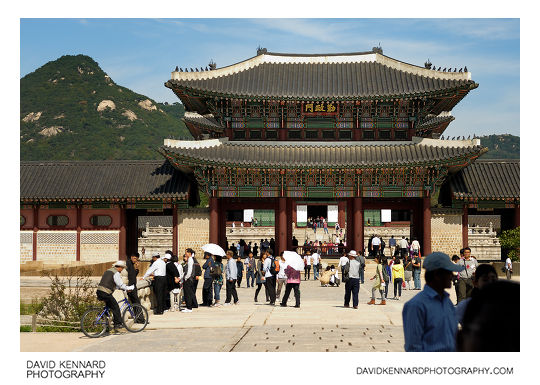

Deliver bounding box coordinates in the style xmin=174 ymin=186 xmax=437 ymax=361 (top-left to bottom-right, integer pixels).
xmin=180 ymin=248 xmax=197 ymax=312
xmin=311 ymin=251 xmax=321 ymax=280
xmin=505 ymin=257 xmax=513 ymax=280
xmin=371 ymin=235 xmax=381 ymax=257
xmin=142 ymin=252 xmax=167 ymax=315
xmin=338 ymin=252 xmax=350 ymax=280
xmin=97 ymin=260 xmax=135 ymax=332
xmin=411 ymin=238 xmax=421 ymax=254
xmin=398 ymin=236 xmax=409 ymax=259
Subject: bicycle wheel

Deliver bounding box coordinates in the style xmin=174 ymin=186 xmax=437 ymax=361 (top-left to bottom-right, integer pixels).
xmin=122 ymin=304 xmax=148 ymax=333
xmin=80 ymin=307 xmax=108 ymax=338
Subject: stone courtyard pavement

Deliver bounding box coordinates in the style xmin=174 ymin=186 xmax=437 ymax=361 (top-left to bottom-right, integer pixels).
xmin=21 ymin=265 xmax=444 ymax=352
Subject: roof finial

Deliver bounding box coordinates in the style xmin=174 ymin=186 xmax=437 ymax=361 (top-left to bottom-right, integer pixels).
xmin=424 ymin=59 xmax=432 ymax=69
xmin=372 ymin=43 xmax=383 ymax=54
xmin=209 ymin=60 xmax=216 ymax=70
xmin=174 ymin=66 xmax=179 ymax=72
xmin=256 ymin=46 xmax=267 ymax=55
xmin=464 ymin=66 xmax=468 ymax=72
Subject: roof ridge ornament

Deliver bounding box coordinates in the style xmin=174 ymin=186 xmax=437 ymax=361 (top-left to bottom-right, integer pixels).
xmin=257 ymin=46 xmax=268 ymax=55
xmin=209 ymin=60 xmax=216 ymax=70
xmin=424 ymin=59 xmax=432 ymax=69
xmin=372 ymin=44 xmax=383 ymax=54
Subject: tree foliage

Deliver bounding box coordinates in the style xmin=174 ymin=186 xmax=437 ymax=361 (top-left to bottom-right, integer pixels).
xmin=499 ymin=227 xmax=520 ymax=261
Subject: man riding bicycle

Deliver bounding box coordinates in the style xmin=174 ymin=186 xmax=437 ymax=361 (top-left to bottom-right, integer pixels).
xmin=96 ymin=260 xmax=135 ymax=333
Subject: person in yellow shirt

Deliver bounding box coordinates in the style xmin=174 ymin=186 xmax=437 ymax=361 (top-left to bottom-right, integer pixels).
xmin=392 ymin=258 xmax=405 ymax=300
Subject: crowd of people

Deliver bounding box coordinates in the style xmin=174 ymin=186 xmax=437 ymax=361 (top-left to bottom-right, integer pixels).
xmin=95 ymin=239 xmax=518 ymax=351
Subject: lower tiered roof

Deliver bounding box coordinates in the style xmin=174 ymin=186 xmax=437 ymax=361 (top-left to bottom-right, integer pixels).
xmin=159 ymin=137 xmax=487 ymax=169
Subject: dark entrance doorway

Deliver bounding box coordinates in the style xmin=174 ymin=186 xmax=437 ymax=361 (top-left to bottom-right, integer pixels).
xmin=307 ymin=205 xmax=328 ymax=220
xmin=125 ymin=209 xmax=174 ymax=261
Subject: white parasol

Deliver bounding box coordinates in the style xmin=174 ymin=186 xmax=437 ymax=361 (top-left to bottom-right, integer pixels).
xmin=283 ymin=250 xmax=305 ymax=271
xmin=201 ymin=243 xmax=226 ymax=257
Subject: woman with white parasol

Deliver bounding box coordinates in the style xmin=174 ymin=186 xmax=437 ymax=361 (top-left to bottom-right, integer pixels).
xmin=279 ymin=251 xmax=304 ymax=308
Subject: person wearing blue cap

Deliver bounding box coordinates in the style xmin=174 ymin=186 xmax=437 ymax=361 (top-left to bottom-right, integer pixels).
xmin=402 ymin=252 xmax=465 ymax=352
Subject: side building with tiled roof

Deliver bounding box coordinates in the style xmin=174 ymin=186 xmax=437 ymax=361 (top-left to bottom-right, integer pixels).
xmin=20 ymin=160 xmax=196 ymax=264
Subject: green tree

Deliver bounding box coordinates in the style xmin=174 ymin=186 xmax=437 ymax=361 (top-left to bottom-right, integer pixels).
xmin=499 ymin=227 xmax=520 ymax=261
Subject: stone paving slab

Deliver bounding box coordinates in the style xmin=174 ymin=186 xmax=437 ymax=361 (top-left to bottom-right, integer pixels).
xmin=21 ymin=267 xmax=518 ymax=352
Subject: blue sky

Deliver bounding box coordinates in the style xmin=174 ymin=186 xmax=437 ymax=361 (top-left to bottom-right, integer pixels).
xmin=20 ymin=18 xmax=520 ymax=137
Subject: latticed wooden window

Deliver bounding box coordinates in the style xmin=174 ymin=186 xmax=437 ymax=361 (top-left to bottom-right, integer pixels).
xmin=47 ymin=215 xmax=69 ymax=226
xmin=233 ymin=130 xmax=246 ymax=139
xmin=265 ymin=130 xmax=278 ymax=139
xmin=90 ymin=215 xmax=112 ymax=227
xmin=363 ymin=130 xmax=374 ymax=140
xmin=395 ymin=130 xmax=408 ymax=140
xmin=288 ymin=130 xmax=301 ymax=139
xmin=322 ymin=130 xmax=335 ymax=139
xmin=249 ymin=130 xmax=261 ymax=139
xmin=305 ymin=130 xmax=318 ymax=139
xmin=379 ymin=130 xmax=391 ymax=140
xmin=339 ymin=130 xmax=352 ymax=140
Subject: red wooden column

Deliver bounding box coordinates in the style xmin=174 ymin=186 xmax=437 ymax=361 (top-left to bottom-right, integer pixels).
xmin=422 ymin=196 xmax=432 ymax=256
xmin=172 ymin=204 xmax=178 ymax=256
xmin=209 ymin=197 xmax=219 ymax=245
xmin=346 ymin=198 xmax=354 ymax=251
xmin=276 ymin=197 xmax=287 ymax=254
xmin=76 ymin=205 xmax=81 ymax=262
xmin=353 ymin=197 xmax=364 ymax=254
xmin=119 ymin=205 xmax=127 ymax=260
xmin=338 ymin=200 xmax=346 ymax=230
xmin=462 ymin=205 xmax=468 ymax=248
xmin=32 ymin=205 xmax=39 ymax=261
xmin=286 ymin=198 xmax=293 ymax=251
xmin=514 ymin=204 xmax=520 ymax=228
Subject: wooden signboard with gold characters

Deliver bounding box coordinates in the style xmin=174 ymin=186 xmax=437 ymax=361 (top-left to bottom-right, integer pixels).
xmin=303 ymin=101 xmax=338 ymax=116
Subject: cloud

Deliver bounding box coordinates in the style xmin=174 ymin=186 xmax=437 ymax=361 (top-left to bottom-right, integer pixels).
xmin=426 ymin=19 xmax=519 ymax=41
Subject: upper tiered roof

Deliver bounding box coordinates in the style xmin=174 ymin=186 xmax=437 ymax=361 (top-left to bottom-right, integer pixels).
xmin=166 ymin=49 xmax=477 ymax=101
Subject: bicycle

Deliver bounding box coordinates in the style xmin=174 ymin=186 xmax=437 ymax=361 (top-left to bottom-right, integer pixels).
xmin=80 ymin=291 xmax=149 ymax=338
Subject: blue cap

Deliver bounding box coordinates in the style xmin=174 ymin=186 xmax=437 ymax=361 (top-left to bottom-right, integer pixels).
xmin=423 ymin=252 xmax=465 ymax=272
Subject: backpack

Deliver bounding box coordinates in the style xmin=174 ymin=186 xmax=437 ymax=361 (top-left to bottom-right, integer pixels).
xmin=193 ymin=258 xmax=202 ymax=278
xmin=382 ymin=265 xmax=390 ymax=282
xmin=269 ymin=257 xmax=279 ymax=276
xmin=342 ymin=261 xmax=350 ymax=282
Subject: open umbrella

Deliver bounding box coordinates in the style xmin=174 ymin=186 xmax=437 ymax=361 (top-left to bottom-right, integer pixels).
xmin=201 ymin=243 xmax=226 ymax=257
xmin=283 ymin=250 xmax=304 ymax=271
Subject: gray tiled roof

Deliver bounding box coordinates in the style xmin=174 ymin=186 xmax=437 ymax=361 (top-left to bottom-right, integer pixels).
xmin=448 ymin=159 xmax=520 ymax=200
xmin=183 ymin=112 xmax=223 ymax=129
xmin=20 ymin=160 xmax=190 ymax=201
xmin=161 ymin=137 xmax=487 ymax=168
xmin=417 ymin=114 xmax=455 ymax=129
xmin=167 ymin=52 xmax=477 ymax=100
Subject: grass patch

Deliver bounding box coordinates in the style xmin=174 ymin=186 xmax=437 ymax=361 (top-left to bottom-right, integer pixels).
xmin=20 ymin=300 xmax=43 ymax=315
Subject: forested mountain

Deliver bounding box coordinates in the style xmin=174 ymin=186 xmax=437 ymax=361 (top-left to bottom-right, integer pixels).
xmin=20 ymin=55 xmax=190 ymax=160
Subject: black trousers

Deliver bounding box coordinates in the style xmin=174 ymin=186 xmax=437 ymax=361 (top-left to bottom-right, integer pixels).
xmin=97 ymin=290 xmax=122 ymax=326
xmin=127 ymin=287 xmax=140 ymax=306
xmin=265 ymin=276 xmax=277 ymax=304
xmin=225 ymin=279 xmax=239 ymax=303
xmin=344 ymin=278 xmax=360 ymax=307
xmin=304 ymin=266 xmax=311 ymax=280
xmin=153 ymin=276 xmax=167 ymax=314
xmin=237 ymin=274 xmax=243 ymax=287
xmin=280 ymin=283 xmax=300 ymax=307
xmin=202 ymin=278 xmax=214 ymax=306
xmin=400 ymin=248 xmax=408 ymax=259
xmin=183 ymin=278 xmax=198 ymax=309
